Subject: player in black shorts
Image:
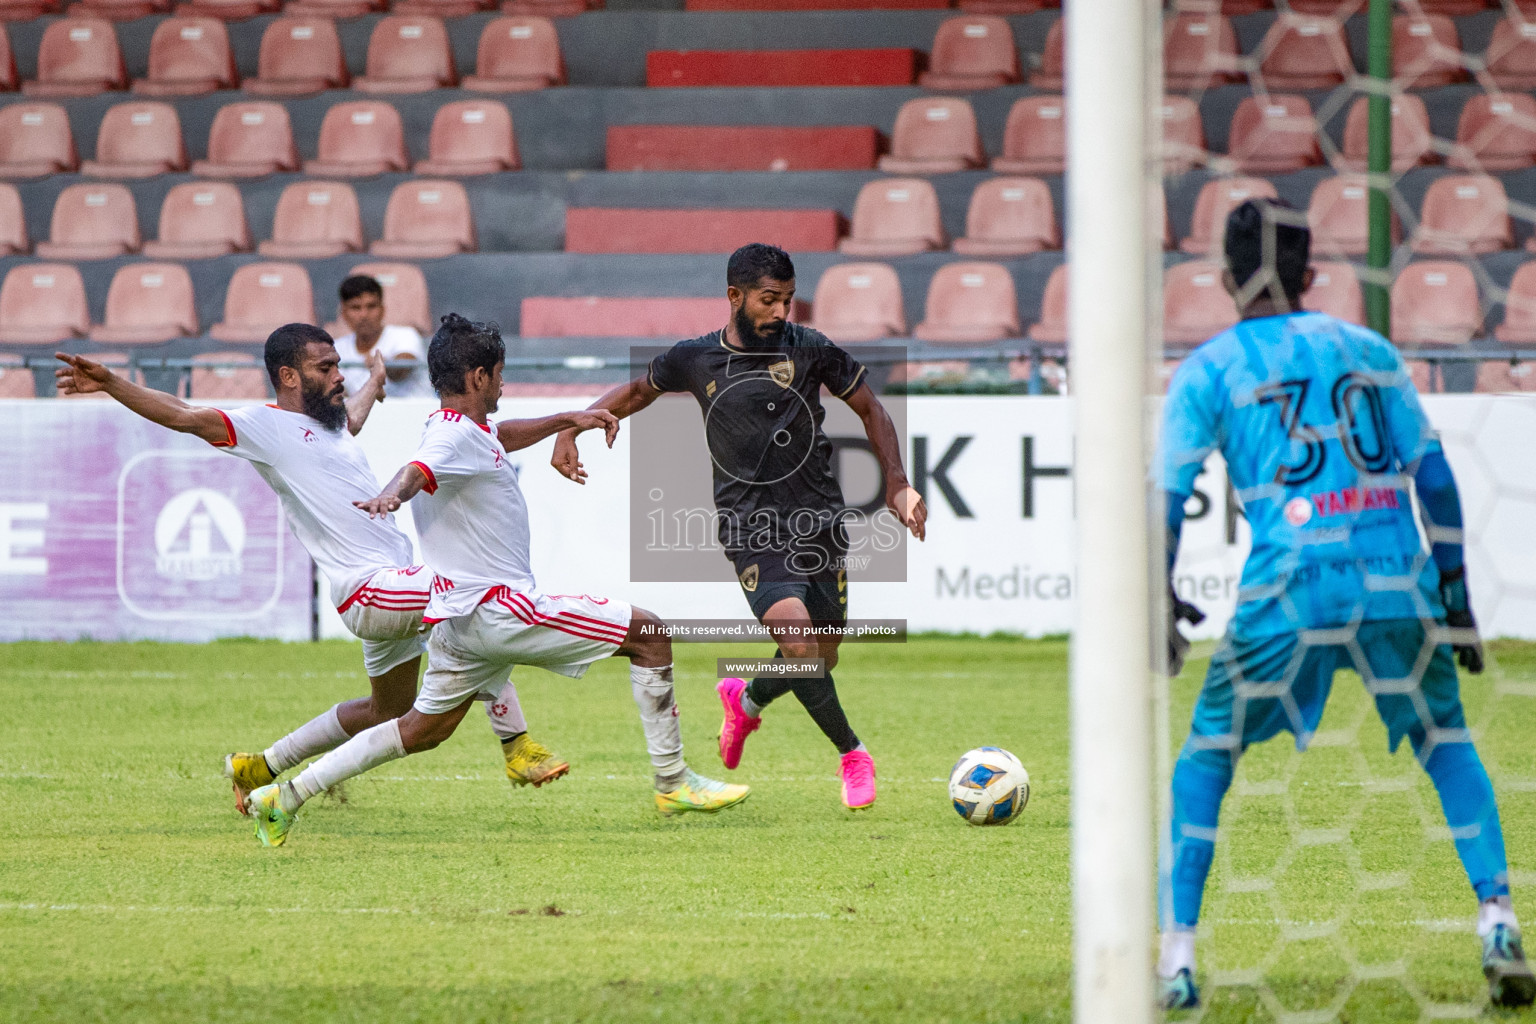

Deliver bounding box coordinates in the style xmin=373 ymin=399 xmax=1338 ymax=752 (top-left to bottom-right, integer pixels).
xmin=551 ymin=243 xmax=926 ymax=809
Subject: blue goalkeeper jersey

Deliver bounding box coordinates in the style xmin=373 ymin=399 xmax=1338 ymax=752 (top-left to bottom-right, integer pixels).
xmin=1158 ymin=311 xmax=1444 ymax=638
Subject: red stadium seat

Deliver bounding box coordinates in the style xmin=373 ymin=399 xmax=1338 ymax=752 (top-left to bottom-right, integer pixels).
xmin=355 ymin=16 xmax=457 ymax=94
xmin=1226 ymin=94 xmax=1321 ymax=173
xmin=1411 ymin=174 xmax=1511 ymax=255
xmin=1339 ymin=93 xmax=1434 ymax=172
xmin=24 ymin=18 xmax=125 ymax=97
xmin=340 ymin=263 xmax=432 ymax=335
xmin=879 ymin=98 xmax=984 ymax=174
xmin=1181 ymin=177 xmax=1278 ymax=256
xmin=565 ymin=208 xmax=843 ymax=254
xmin=188 ymin=352 xmax=268 ymax=399
xmin=0 ymin=263 xmax=88 ymax=345
xmin=178 ymin=0 xmax=279 ymax=20
xmin=918 ymin=16 xmax=1020 ymax=90
xmin=36 ymin=183 xmax=139 ymax=260
xmin=416 ymin=101 xmax=519 ymax=175
xmin=1393 ymin=13 xmax=1464 ymax=89
xmin=143 ymin=181 xmax=250 ymax=260
xmin=1301 ymin=261 xmax=1364 ymax=324
xmin=370 ymin=180 xmax=476 ymax=259
xmin=1027 ymin=263 xmax=1067 ymax=344
xmin=1449 ymin=94 xmax=1536 ymax=171
xmin=210 ymin=263 xmax=315 ymax=344
xmin=81 ymin=101 xmax=187 ymax=178
xmin=1164 ymin=261 xmax=1236 ymax=346
xmin=89 ymin=262 xmax=197 ymax=345
xmin=808 ymin=263 xmax=905 ymax=343
xmin=0 ymin=103 xmax=76 ymax=178
xmin=953 ymin=177 xmax=1058 ymax=256
xmin=1161 ymin=95 xmax=1207 ymax=175
xmin=0 ymin=355 xmax=35 ymax=398
xmin=284 ymin=0 xmax=385 ymax=20
xmin=0 ymin=183 xmax=25 ymax=255
xmin=69 ymin=0 xmax=169 ymax=20
xmin=1474 ymin=360 xmax=1536 ymax=393
xmin=839 ymin=178 xmax=945 ymax=256
xmin=1391 ymin=261 xmax=1480 ymax=346
xmin=1255 ymin=13 xmax=1354 ymax=90
xmin=0 ymin=24 xmax=17 ymax=91
xmin=305 ymin=102 xmax=409 ymax=177
xmin=993 ymin=96 xmax=1066 ymax=175
xmin=1308 ymin=174 xmax=1400 ymax=257
xmin=0 ymin=0 xmax=59 ymax=21
xmin=1494 ymin=262 xmax=1536 ymax=344
xmin=133 ymin=18 xmax=236 ymax=96
xmin=1486 ymin=17 xmax=1536 ymax=90
xmin=192 ymin=102 xmax=298 ymax=178
xmin=1164 ymin=11 xmax=1241 ymax=91
xmin=914 ymin=262 xmax=1018 ymax=343
xmin=1029 ymin=17 xmax=1062 ymax=89
xmin=464 ymin=16 xmax=565 ymax=92
xmin=260 ymin=181 xmax=364 ymax=259
xmin=245 ymin=18 xmax=348 ymax=97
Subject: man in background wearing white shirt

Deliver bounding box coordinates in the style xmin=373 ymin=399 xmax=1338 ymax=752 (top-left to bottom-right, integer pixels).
xmin=333 ymin=275 xmax=433 ymax=400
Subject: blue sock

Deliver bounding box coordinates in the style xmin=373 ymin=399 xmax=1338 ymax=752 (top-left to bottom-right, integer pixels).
xmin=1164 ymin=745 xmax=1234 ymax=930
xmin=1420 ymin=741 xmax=1510 ymax=902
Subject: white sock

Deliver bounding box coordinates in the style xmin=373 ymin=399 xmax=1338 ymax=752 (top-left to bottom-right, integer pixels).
xmin=483 ymin=679 xmax=528 ymax=742
xmin=631 ymin=663 xmax=686 ymax=791
xmin=264 ymin=704 xmax=350 ymax=775
xmin=1479 ymin=896 xmax=1519 ymax=937
xmin=739 ymin=688 xmax=764 ymax=718
xmin=1158 ymin=929 xmax=1196 ymax=978
xmin=285 ymin=719 xmax=406 ymax=811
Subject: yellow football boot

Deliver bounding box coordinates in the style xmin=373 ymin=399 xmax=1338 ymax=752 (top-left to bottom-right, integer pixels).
xmin=503 ymin=734 xmax=570 ymax=788
xmin=223 ymin=752 xmax=275 ymax=815
xmin=655 ymin=768 xmax=750 ymax=817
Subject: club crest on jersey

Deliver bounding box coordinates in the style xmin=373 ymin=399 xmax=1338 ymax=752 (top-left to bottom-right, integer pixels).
xmin=739 ymin=564 xmax=759 ymax=592
xmin=767 ymin=360 xmax=795 ymax=389
xmin=301 ymin=427 xmax=316 ymax=443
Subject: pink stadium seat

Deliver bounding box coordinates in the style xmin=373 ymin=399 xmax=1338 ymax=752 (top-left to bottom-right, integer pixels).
xmin=370 ymin=180 xmax=476 ymax=259
xmin=1161 ymin=95 xmax=1207 ymax=175
xmin=340 ymin=263 xmax=432 ymax=335
xmin=953 ymin=177 xmax=1058 ymax=256
xmin=260 ymin=181 xmax=364 ymax=259
xmin=305 ymin=102 xmax=409 ymax=177
xmin=245 ymin=18 xmax=348 ymax=97
xmin=1164 ymin=11 xmax=1241 ymax=91
xmin=143 ymin=181 xmax=250 ymax=260
xmin=918 ymin=16 xmax=1019 ymax=90
xmin=1486 ymin=17 xmax=1536 ymax=90
xmin=89 ymin=263 xmax=197 ymax=345
xmin=1301 ymin=261 xmax=1364 ymax=324
xmin=192 ymin=102 xmax=298 ymax=178
xmin=0 ymin=24 xmax=16 ymax=91
xmin=1450 ymin=94 xmax=1536 ymax=171
xmin=1027 ymin=263 xmax=1067 ymax=344
xmin=464 ymin=17 xmax=565 ymax=92
xmin=188 ymin=352 xmax=268 ymax=400
xmin=1411 ymin=175 xmax=1511 ymax=255
xmin=0 ymin=263 xmax=88 ymax=345
xmin=0 ymin=103 xmax=76 ymax=178
xmin=81 ymin=102 xmax=187 ymax=178
xmin=995 ymin=97 xmax=1064 ymax=176
xmin=1393 ymin=13 xmax=1464 ymax=89
xmin=1255 ymin=13 xmax=1354 ymax=90
xmin=1029 ymin=17 xmax=1062 ymax=89
xmin=1164 ymin=261 xmax=1236 ymax=346
xmin=211 ymin=263 xmax=315 ymax=344
xmin=1181 ymin=177 xmax=1278 ymax=256
xmin=839 ymin=178 xmax=945 ymax=256
xmin=0 ymin=183 xmax=24 ymax=255
xmin=878 ymin=97 xmax=984 ymax=174
xmin=808 ymin=263 xmax=905 ymax=343
xmin=36 ymin=183 xmax=139 ymax=260
xmin=0 ymin=355 xmax=35 ymax=399
xmin=1339 ymin=94 xmax=1434 ymax=173
xmin=24 ymin=19 xmax=125 ymax=97
xmin=1495 ymin=262 xmax=1536 ymax=343
xmin=133 ymin=18 xmax=236 ymax=96
xmin=1391 ymin=261 xmax=1480 ymax=346
xmin=1308 ymin=174 xmax=1400 ymax=257
xmin=913 ymin=262 xmax=1019 ymax=343
xmin=1226 ymin=94 xmax=1321 ymax=173
xmin=416 ymin=101 xmax=519 ymax=175
xmin=355 ymin=16 xmax=457 ymax=94
xmin=1474 ymin=360 xmax=1536 ymax=393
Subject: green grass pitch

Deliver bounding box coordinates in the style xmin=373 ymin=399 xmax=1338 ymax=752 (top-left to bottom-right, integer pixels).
xmin=2 ymin=636 xmax=1534 ymax=1023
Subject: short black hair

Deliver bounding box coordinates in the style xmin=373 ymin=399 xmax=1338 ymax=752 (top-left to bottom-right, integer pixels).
xmin=428 ymin=313 xmax=504 ymax=396
xmin=264 ymin=323 xmax=334 ymax=388
xmin=339 ymin=274 xmax=383 ymax=303
xmin=727 ymin=243 xmax=795 ymax=291
xmin=1224 ymin=198 xmax=1311 ymax=302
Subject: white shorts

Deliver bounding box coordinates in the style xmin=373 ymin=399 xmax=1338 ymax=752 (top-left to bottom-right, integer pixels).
xmin=415 ymin=588 xmax=632 ymax=715
xmin=335 ymin=565 xmax=432 ymax=677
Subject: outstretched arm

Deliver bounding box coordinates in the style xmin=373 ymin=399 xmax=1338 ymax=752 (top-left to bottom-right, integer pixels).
xmin=345 ymin=350 xmax=388 ymax=436
xmin=497 ymin=409 xmax=619 ymax=454
xmin=551 ymin=375 xmax=663 ymax=484
xmin=844 ymin=382 xmax=927 ymax=541
xmin=55 ymin=353 xmax=232 ymax=446
xmin=354 ymin=462 xmax=432 ymax=518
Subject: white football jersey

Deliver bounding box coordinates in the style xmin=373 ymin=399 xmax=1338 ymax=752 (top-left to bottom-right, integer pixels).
xmin=408 ymin=408 xmax=536 ymax=622
xmin=213 ymin=404 xmax=415 ymax=605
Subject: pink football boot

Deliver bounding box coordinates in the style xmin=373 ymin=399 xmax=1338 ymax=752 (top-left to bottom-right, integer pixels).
xmin=716 ymin=677 xmax=761 ymax=770
xmin=840 ymin=749 xmax=876 ymax=810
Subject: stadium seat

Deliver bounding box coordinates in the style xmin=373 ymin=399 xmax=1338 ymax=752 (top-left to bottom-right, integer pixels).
xmin=69 ymin=0 xmax=169 ymax=20
xmin=370 ymin=180 xmax=475 ymax=259
xmin=415 ymin=101 xmax=519 ymax=175
xmin=1161 ymin=95 xmax=1207 ymax=175
xmin=1393 ymin=13 xmax=1464 ymax=89
xmin=1449 ymin=94 xmax=1536 ymax=171
xmin=36 ymin=183 xmax=139 ymax=259
xmin=807 ymin=263 xmax=905 ymax=343
xmin=1474 ymin=360 xmax=1536 ymax=393
xmin=0 ymin=103 xmax=77 ymax=178
xmin=918 ymin=16 xmax=1020 ymax=90
xmin=89 ymin=262 xmax=197 ymax=345
xmin=305 ymin=102 xmax=409 ymax=177
xmin=0 ymin=355 xmax=35 ymax=398
xmin=993 ymin=96 xmax=1066 ymax=174
xmin=355 ymin=16 xmax=457 ymax=94
xmin=133 ymin=17 xmax=236 ymax=96
xmin=1339 ymin=94 xmax=1434 ymax=172
xmin=913 ymin=262 xmax=1018 ymax=343
xmin=1163 ymin=12 xmax=1241 ymax=91
xmin=566 ymin=209 xmax=843 ymax=253
xmin=1391 ymin=261 xmax=1480 ymax=346
xmin=463 ymin=16 xmax=565 ymax=92
xmin=284 ymin=0 xmax=385 ymax=20
xmin=1226 ymin=94 xmax=1321 ymax=173
xmin=839 ymin=178 xmax=945 ymax=256
xmin=340 ymin=262 xmax=432 ymax=335
xmin=607 ymin=126 xmax=878 ymax=172
xmin=1495 ymin=261 xmax=1536 ymax=343
xmin=245 ymin=18 xmax=348 ymax=96
xmin=0 ymin=263 xmax=88 ymax=345
xmin=1486 ymin=17 xmax=1536 ymax=91
xmin=81 ymin=101 xmax=187 ymax=178
xmin=142 ymin=181 xmax=250 ymax=259
xmin=191 ymin=102 xmax=298 ymax=178
xmin=1308 ymin=174 xmax=1400 ymax=257
xmin=210 ymin=262 xmax=315 ymax=343
xmin=1181 ymin=177 xmax=1278 ymax=256
xmin=1029 ymin=17 xmax=1062 ymax=89
xmin=1301 ymin=261 xmax=1363 ymax=324
xmin=260 ymin=181 xmax=364 ymax=259
xmin=1163 ymin=261 xmax=1236 ymax=346
xmin=0 ymin=184 xmax=24 ymax=255
xmin=1411 ymin=174 xmax=1511 ymax=255
xmin=1255 ymin=13 xmax=1354 ymax=90
xmin=178 ymin=0 xmax=279 ymax=20
xmin=1026 ymin=263 xmax=1067 ymax=344
xmin=0 ymin=24 xmax=17 ymax=91
xmin=953 ymin=177 xmax=1058 ymax=256
xmin=58 ymin=352 xmax=146 ymax=399
xmin=24 ymin=18 xmax=125 ymax=97
xmin=878 ymin=98 xmax=984 ymax=174
xmin=188 ymin=352 xmax=268 ymax=399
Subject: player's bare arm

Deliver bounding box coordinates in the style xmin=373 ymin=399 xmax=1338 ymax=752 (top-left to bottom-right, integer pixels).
xmin=844 ymin=381 xmax=927 ymax=541
xmin=550 ymin=376 xmax=661 ymax=484
xmin=54 ymin=352 xmax=232 ymax=447
xmin=354 ymin=462 xmax=430 ymax=518
xmin=345 ymin=350 xmax=389 ymax=437
xmin=498 ymin=409 xmax=619 ymax=454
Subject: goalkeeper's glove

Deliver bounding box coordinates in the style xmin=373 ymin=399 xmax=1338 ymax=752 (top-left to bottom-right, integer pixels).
xmin=1438 ymin=567 xmax=1484 ymax=675
xmin=1166 ymin=590 xmax=1206 ymax=677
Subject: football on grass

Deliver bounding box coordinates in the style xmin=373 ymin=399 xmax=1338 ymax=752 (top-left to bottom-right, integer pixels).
xmin=949 ymin=747 xmax=1030 ymax=826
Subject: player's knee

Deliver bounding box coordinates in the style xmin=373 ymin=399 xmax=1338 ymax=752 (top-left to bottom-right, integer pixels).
xmin=397 ymin=712 xmax=450 ymax=754
xmin=623 ymin=607 xmax=671 ymax=664
xmin=778 ymin=635 xmax=817 ymax=660
xmin=820 ymin=642 xmax=841 ymax=671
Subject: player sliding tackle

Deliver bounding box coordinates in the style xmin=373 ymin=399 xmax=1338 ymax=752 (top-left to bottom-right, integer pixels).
xmin=54 ymin=325 xmax=567 ymax=820
xmin=1157 ymin=200 xmax=1533 ymax=1011
xmin=243 ymin=314 xmax=749 ymax=846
